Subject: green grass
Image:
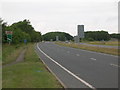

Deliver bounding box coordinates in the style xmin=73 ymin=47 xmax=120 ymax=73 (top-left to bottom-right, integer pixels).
xmin=2 ymin=44 xmax=26 ymax=65
xmin=2 ymin=43 xmax=63 ymax=88
xmin=0 ymin=44 xmax=1 ymax=89
xmin=55 ymin=42 xmax=119 ymax=56
xmin=0 ymin=45 xmax=1 ymax=65
xmin=0 ymin=48 xmax=1 ymax=89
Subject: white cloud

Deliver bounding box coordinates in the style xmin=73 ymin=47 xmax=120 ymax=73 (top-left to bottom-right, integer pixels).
xmin=1 ymin=0 xmax=118 ymax=36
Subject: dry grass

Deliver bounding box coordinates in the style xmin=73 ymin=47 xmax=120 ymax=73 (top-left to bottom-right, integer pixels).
xmin=56 ymin=42 xmax=119 ymax=56
xmin=87 ymin=41 xmax=119 ymax=46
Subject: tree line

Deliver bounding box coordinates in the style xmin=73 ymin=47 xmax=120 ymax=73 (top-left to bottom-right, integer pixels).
xmin=84 ymin=31 xmax=119 ymax=41
xmin=1 ymin=19 xmax=42 ymax=44
xmin=1 ymin=18 xmax=119 ymax=43
xmin=110 ymin=33 xmax=120 ymax=40
xmin=42 ymin=32 xmax=73 ymax=41
xmin=43 ymin=31 xmax=119 ymax=41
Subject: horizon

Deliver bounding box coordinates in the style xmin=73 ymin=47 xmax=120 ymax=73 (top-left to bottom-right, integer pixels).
xmin=2 ymin=18 xmax=119 ymax=36
xmin=40 ymin=30 xmax=119 ymax=36
xmin=1 ymin=0 xmax=119 ymax=36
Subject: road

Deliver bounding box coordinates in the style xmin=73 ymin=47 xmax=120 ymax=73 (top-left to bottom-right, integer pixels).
xmin=35 ymin=42 xmax=118 ymax=89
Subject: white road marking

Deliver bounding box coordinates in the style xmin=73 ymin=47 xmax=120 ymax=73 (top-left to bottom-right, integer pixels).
xmin=110 ymin=63 xmax=120 ymax=67
xmin=78 ymin=49 xmax=118 ymax=58
xmin=37 ymin=43 xmax=96 ymax=90
xmin=67 ymin=51 xmax=70 ymax=53
xmin=90 ymin=58 xmax=96 ymax=61
xmin=76 ymin=54 xmax=80 ymax=56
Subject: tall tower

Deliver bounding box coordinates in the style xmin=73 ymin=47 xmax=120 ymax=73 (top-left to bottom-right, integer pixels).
xmin=77 ymin=25 xmax=84 ymax=38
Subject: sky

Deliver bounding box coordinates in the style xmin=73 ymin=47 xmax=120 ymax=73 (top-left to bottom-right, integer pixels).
xmin=1 ymin=0 xmax=119 ymax=36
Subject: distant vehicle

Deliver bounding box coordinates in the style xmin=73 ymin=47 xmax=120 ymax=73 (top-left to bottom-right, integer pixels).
xmin=65 ymin=41 xmax=69 ymax=43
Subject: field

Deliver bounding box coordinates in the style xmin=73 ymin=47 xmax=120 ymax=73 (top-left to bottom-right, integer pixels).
xmin=55 ymin=42 xmax=119 ymax=56
xmin=2 ymin=43 xmax=63 ymax=88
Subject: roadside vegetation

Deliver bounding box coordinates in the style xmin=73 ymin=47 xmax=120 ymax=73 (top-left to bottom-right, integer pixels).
xmin=55 ymin=42 xmax=119 ymax=56
xmin=1 ymin=18 xmax=42 ymax=44
xmin=85 ymin=41 xmax=119 ymax=46
xmin=2 ymin=43 xmax=63 ymax=88
xmin=84 ymin=31 xmax=110 ymax=41
xmin=2 ymin=44 xmax=26 ymax=65
xmin=1 ymin=18 xmax=63 ymax=88
xmin=42 ymin=32 xmax=73 ymax=41
xmin=0 ymin=44 xmax=1 ymax=89
xmin=0 ymin=45 xmax=1 ymax=65
xmin=1 ymin=18 xmax=42 ymax=65
xmin=42 ymin=31 xmax=120 ymax=42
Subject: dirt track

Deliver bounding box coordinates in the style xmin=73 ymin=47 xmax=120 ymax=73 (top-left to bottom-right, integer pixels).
xmin=3 ymin=49 xmax=26 ymax=68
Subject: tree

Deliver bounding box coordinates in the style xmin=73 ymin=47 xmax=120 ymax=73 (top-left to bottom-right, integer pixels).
xmin=9 ymin=19 xmax=42 ymax=43
xmin=43 ymin=32 xmax=73 ymax=41
xmin=84 ymin=31 xmax=110 ymax=41
xmin=1 ymin=19 xmax=42 ymax=44
xmin=1 ymin=18 xmax=8 ymax=43
xmin=110 ymin=33 xmax=120 ymax=40
xmin=30 ymin=31 xmax=42 ymax=42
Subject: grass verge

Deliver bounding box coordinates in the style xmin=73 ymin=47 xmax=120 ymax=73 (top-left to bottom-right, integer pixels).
xmin=55 ymin=42 xmax=119 ymax=56
xmin=0 ymin=44 xmax=1 ymax=65
xmin=83 ymin=41 xmax=119 ymax=46
xmin=2 ymin=43 xmax=63 ymax=88
xmin=0 ymin=45 xmax=1 ymax=89
xmin=2 ymin=44 xmax=26 ymax=65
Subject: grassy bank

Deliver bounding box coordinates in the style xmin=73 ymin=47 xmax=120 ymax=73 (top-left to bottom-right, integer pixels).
xmin=2 ymin=44 xmax=26 ymax=65
xmin=0 ymin=44 xmax=1 ymax=65
xmin=86 ymin=41 xmax=119 ymax=46
xmin=2 ymin=43 xmax=63 ymax=88
xmin=0 ymin=44 xmax=1 ymax=89
xmin=55 ymin=42 xmax=119 ymax=56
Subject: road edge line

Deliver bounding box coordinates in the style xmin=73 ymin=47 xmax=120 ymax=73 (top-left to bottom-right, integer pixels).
xmin=34 ymin=43 xmax=67 ymax=88
xmin=37 ymin=43 xmax=96 ymax=90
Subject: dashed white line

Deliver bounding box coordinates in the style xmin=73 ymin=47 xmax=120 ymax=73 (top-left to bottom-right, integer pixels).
xmin=37 ymin=43 xmax=96 ymax=90
xmin=67 ymin=51 xmax=70 ymax=53
xmin=110 ymin=63 xmax=120 ymax=67
xmin=90 ymin=58 xmax=96 ymax=61
xmin=79 ymin=49 xmax=118 ymax=58
xmin=76 ymin=54 xmax=80 ymax=56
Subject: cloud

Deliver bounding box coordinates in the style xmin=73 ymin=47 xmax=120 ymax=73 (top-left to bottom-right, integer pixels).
xmin=1 ymin=0 xmax=118 ymax=35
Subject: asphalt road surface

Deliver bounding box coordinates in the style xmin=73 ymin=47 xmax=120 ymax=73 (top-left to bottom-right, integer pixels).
xmin=35 ymin=42 xmax=118 ymax=89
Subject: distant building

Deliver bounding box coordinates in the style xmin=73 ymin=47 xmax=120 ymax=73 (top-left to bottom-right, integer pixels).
xmin=77 ymin=25 xmax=84 ymax=38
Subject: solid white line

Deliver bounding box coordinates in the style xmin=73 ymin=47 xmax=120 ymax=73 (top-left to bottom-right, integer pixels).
xmin=37 ymin=43 xmax=96 ymax=90
xmin=90 ymin=58 xmax=96 ymax=61
xmin=34 ymin=46 xmax=67 ymax=88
